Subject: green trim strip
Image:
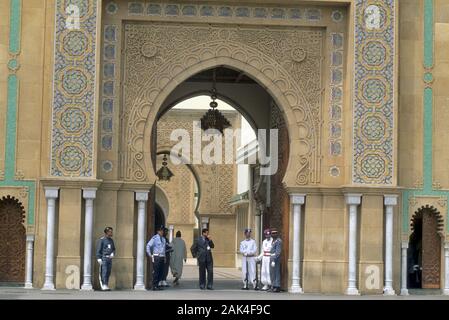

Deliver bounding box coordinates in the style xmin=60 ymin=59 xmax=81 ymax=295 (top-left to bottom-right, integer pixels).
xmin=8 ymin=0 xmax=21 ymax=54
xmin=424 ymin=0 xmax=434 ymax=68
xmin=4 ymin=75 xmax=18 ymax=181
xmin=423 ymin=88 xmax=433 ymax=193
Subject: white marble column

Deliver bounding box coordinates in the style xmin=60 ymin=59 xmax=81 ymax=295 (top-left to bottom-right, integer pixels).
xmin=289 ymin=194 xmax=305 ymax=294
xmin=134 ymin=191 xmax=149 ymax=290
xmin=42 ymin=187 xmax=59 ymax=290
xmin=81 ymin=188 xmax=97 ymax=291
xmin=345 ymin=194 xmax=362 ymax=295
xmin=444 ymin=243 xmax=449 ymax=295
xmin=24 ymin=234 xmax=35 ymax=289
xmin=400 ymin=241 xmax=409 ymax=295
xmin=169 ymin=225 xmax=174 ymax=242
xmin=383 ymin=195 xmax=398 ymax=295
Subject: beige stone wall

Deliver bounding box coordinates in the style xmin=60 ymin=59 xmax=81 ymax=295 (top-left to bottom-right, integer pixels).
xmin=398 ymin=0 xmax=424 ymax=188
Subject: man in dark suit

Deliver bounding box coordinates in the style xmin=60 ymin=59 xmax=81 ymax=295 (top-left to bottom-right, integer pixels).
xmin=190 ymin=228 xmax=214 ymax=290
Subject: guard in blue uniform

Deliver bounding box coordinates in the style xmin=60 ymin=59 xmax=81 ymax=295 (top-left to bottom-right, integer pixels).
xmin=269 ymin=228 xmax=282 ymax=293
xmin=96 ymin=227 xmax=116 ymax=291
xmin=146 ymin=226 xmax=166 ymax=290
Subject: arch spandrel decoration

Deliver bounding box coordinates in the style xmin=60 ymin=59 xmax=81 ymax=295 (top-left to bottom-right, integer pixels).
xmin=408 ymin=196 xmax=447 ymax=240
xmin=122 ymin=23 xmax=323 ymax=186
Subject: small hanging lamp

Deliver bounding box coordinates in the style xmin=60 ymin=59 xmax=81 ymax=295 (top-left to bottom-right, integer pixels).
xmin=156 ymin=154 xmax=174 ymax=181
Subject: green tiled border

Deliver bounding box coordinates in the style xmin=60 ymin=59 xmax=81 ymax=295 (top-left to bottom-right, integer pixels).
xmin=0 ymin=0 xmax=36 ymax=227
xmin=402 ymin=0 xmax=449 ymax=235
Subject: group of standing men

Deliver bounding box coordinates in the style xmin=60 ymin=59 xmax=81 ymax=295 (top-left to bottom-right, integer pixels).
xmin=95 ymin=225 xmax=282 ymax=293
xmin=239 ymin=228 xmax=282 ymax=293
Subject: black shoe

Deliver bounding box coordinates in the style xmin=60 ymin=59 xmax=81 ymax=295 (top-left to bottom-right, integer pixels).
xmin=272 ymin=287 xmax=280 ymax=293
xmin=207 ymin=286 xmax=213 ymax=290
xmin=200 ymin=286 xmax=205 ymax=290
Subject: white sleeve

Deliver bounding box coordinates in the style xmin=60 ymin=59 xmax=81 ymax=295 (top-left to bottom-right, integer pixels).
xmin=239 ymin=241 xmax=245 ymax=254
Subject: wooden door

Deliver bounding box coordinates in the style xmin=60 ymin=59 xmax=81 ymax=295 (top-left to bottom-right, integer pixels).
xmin=422 ymin=210 xmax=441 ymax=289
xmin=0 ymin=197 xmax=26 ymax=283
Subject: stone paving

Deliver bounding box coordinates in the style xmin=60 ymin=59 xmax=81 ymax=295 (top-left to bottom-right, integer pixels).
xmin=1 ymin=266 xmax=448 ymax=300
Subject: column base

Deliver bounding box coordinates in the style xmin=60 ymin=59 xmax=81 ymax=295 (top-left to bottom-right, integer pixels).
xmin=443 ymin=289 xmax=449 ymax=295
xmin=383 ymin=287 xmax=396 ymax=296
xmin=42 ymin=282 xmax=55 ymax=290
xmin=81 ymin=284 xmax=93 ymax=291
xmin=400 ymin=289 xmax=409 ymax=296
xmin=24 ymin=282 xmax=33 ymax=289
xmin=345 ymin=287 xmax=360 ymax=295
xmin=289 ymin=285 xmax=304 ymax=294
xmin=134 ymin=283 xmax=146 ymax=291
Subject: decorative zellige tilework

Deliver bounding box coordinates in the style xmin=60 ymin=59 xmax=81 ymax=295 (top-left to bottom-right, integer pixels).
xmin=101 ymin=23 xmax=117 ymax=152
xmin=353 ymin=0 xmax=395 ymax=185
xmin=128 ymin=2 xmax=322 ymax=21
xmin=329 ymin=33 xmax=344 ymax=157
xmin=51 ymin=0 xmax=98 ymax=176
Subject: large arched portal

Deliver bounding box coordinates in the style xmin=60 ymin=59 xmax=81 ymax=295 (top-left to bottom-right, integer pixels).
xmin=149 ymin=65 xmax=291 ymax=288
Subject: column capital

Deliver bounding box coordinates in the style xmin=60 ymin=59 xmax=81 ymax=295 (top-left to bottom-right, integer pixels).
xmin=401 ymin=241 xmax=409 ymax=249
xmin=345 ymin=194 xmax=362 ymax=205
xmin=135 ymin=190 xmax=149 ymax=202
xmin=44 ymin=187 xmax=59 ymax=199
xmin=82 ymin=188 xmax=97 ymax=200
xmin=290 ymin=194 xmax=306 ymax=205
xmin=384 ymin=194 xmax=399 ymax=206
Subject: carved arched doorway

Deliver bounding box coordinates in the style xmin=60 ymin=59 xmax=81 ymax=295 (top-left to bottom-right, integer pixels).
xmin=0 ymin=196 xmax=26 ymax=283
xmin=409 ymin=206 xmax=444 ymax=289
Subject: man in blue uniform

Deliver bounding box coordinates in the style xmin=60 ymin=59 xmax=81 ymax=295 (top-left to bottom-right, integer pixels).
xmin=146 ymin=226 xmax=166 ymax=290
xmin=269 ymin=228 xmax=282 ymax=293
xmin=96 ymin=227 xmax=116 ymax=291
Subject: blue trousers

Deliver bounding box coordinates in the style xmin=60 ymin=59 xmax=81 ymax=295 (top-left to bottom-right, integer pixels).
xmin=153 ymin=256 xmax=165 ymax=288
xmin=101 ymin=258 xmax=112 ymax=285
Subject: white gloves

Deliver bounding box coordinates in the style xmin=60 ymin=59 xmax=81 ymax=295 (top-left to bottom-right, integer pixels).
xmin=97 ymin=259 xmax=102 ymax=265
xmin=151 ymin=255 xmax=155 ymax=263
xmin=110 ymin=253 xmax=114 ymax=258
xmin=271 ymin=261 xmax=275 ymax=267
xmin=243 ymin=253 xmax=247 ymax=257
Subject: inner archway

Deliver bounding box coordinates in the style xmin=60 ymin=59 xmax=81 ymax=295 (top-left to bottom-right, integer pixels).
xmin=408 ymin=206 xmax=444 ymax=289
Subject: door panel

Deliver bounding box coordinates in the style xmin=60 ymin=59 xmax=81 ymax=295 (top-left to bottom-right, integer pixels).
xmin=0 ymin=198 xmax=26 ymax=283
xmin=422 ymin=210 xmax=441 ymax=289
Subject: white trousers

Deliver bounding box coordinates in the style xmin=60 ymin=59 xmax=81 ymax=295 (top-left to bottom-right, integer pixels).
xmin=260 ymin=256 xmax=271 ymax=286
xmin=242 ymin=256 xmax=256 ymax=286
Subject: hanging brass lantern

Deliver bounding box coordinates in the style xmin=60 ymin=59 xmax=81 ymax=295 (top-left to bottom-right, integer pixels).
xmin=200 ymin=87 xmax=231 ymax=134
xmin=156 ymin=154 xmax=174 ymax=181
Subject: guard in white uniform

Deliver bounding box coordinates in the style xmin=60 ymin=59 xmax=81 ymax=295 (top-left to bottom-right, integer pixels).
xmin=257 ymin=229 xmax=273 ymax=291
xmin=240 ymin=228 xmax=258 ymax=290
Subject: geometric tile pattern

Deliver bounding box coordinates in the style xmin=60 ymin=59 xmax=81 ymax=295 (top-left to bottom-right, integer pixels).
xmin=353 ymin=0 xmax=395 ymax=185
xmin=329 ymin=33 xmax=344 ymax=157
xmin=50 ymin=0 xmax=97 ymax=176
xmin=101 ymin=23 xmax=118 ymax=152
xmin=128 ymin=2 xmax=322 ymax=21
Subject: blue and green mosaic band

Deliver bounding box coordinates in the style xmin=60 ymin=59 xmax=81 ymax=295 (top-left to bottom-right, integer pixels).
xmin=50 ymin=0 xmax=98 ymax=177
xmin=353 ymin=0 xmax=396 ymax=185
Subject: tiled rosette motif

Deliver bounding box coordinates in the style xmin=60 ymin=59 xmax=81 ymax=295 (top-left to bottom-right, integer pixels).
xmin=353 ymin=0 xmax=395 ymax=185
xmin=51 ymin=0 xmax=98 ymax=177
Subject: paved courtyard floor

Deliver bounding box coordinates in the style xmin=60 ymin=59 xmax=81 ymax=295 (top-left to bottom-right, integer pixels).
xmin=1 ymin=266 xmax=448 ymax=300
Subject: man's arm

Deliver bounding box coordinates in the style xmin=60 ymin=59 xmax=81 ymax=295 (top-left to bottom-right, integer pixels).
xmin=250 ymin=241 xmax=258 ymax=256
xmin=96 ymin=239 xmax=103 ymax=259
xmin=208 ymin=239 xmax=214 ymax=249
xmin=190 ymin=239 xmax=198 ymax=258
xmin=146 ymin=237 xmax=154 ymax=256
xmin=239 ymin=241 xmax=245 ymax=255
xmin=274 ymin=241 xmax=282 ymax=259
